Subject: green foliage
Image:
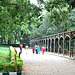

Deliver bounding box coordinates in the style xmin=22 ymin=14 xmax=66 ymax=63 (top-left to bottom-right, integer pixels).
xmin=0 ymin=0 xmax=75 ymax=43
xmin=30 ymin=0 xmax=75 ymax=39
xmin=0 ymin=62 xmax=15 ymax=72
xmin=0 ymin=47 xmax=10 ymax=63
xmin=0 ymin=0 xmax=42 ymax=44
xmin=68 ymin=8 xmax=75 ymax=31
xmin=0 ymin=57 xmax=10 ymax=63
xmin=0 ymin=46 xmax=23 ymax=72
xmin=10 ymin=47 xmax=23 ymax=72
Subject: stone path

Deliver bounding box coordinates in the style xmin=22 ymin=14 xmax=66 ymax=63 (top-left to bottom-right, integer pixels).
xmin=16 ymin=48 xmax=75 ymax=75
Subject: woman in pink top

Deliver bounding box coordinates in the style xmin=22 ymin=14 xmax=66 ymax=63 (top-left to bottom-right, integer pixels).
xmin=42 ymin=45 xmax=45 ymax=55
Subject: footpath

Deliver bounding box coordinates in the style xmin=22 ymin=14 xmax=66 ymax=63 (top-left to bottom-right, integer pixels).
xmin=16 ymin=48 xmax=75 ymax=75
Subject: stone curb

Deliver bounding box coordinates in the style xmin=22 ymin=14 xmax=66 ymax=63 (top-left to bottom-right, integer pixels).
xmin=0 ymin=71 xmax=25 ymax=75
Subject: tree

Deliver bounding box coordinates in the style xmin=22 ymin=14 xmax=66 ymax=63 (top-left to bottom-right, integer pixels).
xmin=0 ymin=0 xmax=42 ymax=44
xmin=30 ymin=0 xmax=75 ymax=39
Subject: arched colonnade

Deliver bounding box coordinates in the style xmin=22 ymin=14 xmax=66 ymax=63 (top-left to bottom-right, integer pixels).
xmin=30 ymin=31 xmax=75 ymax=57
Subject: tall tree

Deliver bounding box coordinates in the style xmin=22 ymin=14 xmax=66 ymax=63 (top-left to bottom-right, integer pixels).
xmin=0 ymin=0 xmax=42 ymax=44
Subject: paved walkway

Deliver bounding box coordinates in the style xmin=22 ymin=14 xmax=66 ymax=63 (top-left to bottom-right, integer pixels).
xmin=16 ymin=48 xmax=75 ymax=75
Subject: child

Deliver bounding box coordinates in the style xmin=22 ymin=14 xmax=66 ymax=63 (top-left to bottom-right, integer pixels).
xmin=32 ymin=48 xmax=35 ymax=55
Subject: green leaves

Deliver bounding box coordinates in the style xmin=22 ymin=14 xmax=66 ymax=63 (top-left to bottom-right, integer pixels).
xmin=30 ymin=0 xmax=75 ymax=39
xmin=0 ymin=0 xmax=74 ymax=43
xmin=0 ymin=0 xmax=42 ymax=44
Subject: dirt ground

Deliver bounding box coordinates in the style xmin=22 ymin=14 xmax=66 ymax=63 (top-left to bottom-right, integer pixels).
xmin=16 ymin=48 xmax=75 ymax=75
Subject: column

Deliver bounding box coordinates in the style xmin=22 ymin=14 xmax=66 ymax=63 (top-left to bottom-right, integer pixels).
xmin=50 ymin=39 xmax=52 ymax=52
xmin=69 ymin=37 xmax=71 ymax=57
xmin=45 ymin=39 xmax=46 ymax=51
xmin=40 ymin=40 xmax=42 ymax=47
xmin=42 ymin=40 xmax=43 ymax=45
xmin=49 ymin=39 xmax=50 ymax=52
xmin=54 ymin=38 xmax=55 ymax=53
xmin=47 ymin=39 xmax=49 ymax=52
xmin=63 ymin=38 xmax=64 ymax=56
xmin=43 ymin=39 xmax=44 ymax=45
xmin=58 ymin=39 xmax=59 ymax=55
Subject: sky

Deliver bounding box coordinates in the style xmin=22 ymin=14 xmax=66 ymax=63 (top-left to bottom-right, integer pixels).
xmin=30 ymin=0 xmax=46 ymax=15
xmin=30 ymin=0 xmax=38 ymax=5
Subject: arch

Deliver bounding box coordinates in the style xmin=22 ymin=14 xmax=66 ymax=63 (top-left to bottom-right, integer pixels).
xmin=51 ymin=39 xmax=54 ymax=52
xmin=52 ymin=37 xmax=55 ymax=39
xmin=50 ymin=37 xmax=52 ymax=40
xmin=71 ymin=37 xmax=75 ymax=57
xmin=64 ymin=36 xmax=70 ymax=56
xmin=60 ymin=35 xmax=64 ymax=39
xmin=59 ymin=37 xmax=63 ymax=54
xmin=55 ymin=36 xmax=59 ymax=40
xmin=55 ymin=38 xmax=59 ymax=53
xmin=65 ymin=35 xmax=70 ymax=39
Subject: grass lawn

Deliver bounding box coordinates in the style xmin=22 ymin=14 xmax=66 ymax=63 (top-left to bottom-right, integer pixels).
xmin=0 ymin=57 xmax=10 ymax=63
xmin=0 ymin=47 xmax=10 ymax=63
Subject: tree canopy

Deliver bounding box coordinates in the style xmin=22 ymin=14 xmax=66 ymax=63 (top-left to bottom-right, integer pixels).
xmin=0 ymin=0 xmax=75 ymax=44
xmin=0 ymin=0 xmax=42 ymax=44
xmin=30 ymin=0 xmax=75 ymax=38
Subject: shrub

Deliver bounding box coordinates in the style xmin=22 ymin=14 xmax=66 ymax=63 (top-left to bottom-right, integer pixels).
xmin=0 ymin=46 xmax=23 ymax=72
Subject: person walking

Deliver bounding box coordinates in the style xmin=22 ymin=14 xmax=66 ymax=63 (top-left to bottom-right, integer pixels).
xmin=25 ymin=44 xmax=28 ymax=54
xmin=35 ymin=44 xmax=38 ymax=54
xmin=42 ymin=45 xmax=45 ymax=55
xmin=19 ymin=44 xmax=23 ymax=54
xmin=32 ymin=48 xmax=35 ymax=55
xmin=37 ymin=45 xmax=40 ymax=54
xmin=25 ymin=44 xmax=28 ymax=50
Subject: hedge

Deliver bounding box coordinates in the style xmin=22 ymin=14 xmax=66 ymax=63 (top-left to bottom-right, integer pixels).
xmin=0 ymin=46 xmax=23 ymax=72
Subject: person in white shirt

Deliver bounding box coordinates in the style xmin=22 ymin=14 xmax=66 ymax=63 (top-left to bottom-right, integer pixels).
xmin=25 ymin=44 xmax=28 ymax=50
